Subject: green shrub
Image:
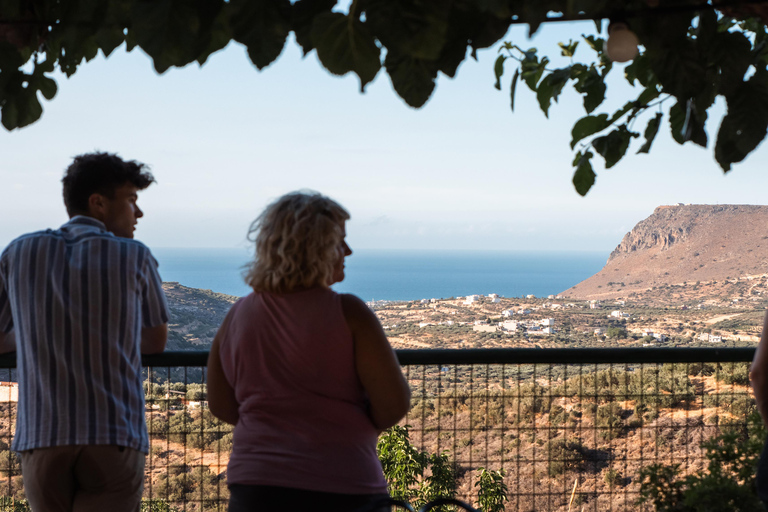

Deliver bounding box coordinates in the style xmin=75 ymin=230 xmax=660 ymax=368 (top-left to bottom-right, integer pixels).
xmin=637 ymin=412 xmax=766 ymax=511
xmin=475 ymin=468 xmax=508 ymax=512
xmin=546 ymin=438 xmax=585 ymax=477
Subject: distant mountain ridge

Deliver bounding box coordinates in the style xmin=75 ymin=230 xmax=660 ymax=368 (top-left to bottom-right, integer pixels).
xmin=561 ymin=204 xmax=768 ymax=300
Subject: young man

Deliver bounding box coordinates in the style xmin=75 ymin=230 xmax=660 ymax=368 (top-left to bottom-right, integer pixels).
xmin=0 ymin=152 xmax=169 ymax=512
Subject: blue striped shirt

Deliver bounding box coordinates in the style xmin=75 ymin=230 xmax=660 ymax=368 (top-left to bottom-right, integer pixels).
xmin=0 ymin=216 xmax=169 ymax=453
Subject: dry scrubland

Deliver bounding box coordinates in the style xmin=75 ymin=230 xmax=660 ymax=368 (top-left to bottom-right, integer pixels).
xmin=0 ymin=277 xmax=762 ymax=511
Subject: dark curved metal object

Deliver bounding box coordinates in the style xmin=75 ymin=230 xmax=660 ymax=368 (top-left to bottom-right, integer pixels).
xmin=418 ymin=497 xmax=479 ymax=512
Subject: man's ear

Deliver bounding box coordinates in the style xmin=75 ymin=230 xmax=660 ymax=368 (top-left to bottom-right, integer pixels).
xmin=86 ymin=193 xmax=107 ymax=221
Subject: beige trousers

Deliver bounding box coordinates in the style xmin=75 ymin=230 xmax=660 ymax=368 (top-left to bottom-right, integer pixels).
xmin=20 ymin=445 xmax=145 ymax=512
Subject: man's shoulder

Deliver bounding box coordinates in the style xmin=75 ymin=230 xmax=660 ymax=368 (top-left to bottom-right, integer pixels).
xmin=1 ymin=229 xmax=58 ymax=256
xmin=2 ymin=228 xmax=155 ymax=260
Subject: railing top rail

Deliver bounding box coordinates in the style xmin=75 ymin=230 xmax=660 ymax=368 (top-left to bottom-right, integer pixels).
xmin=0 ymin=347 xmax=756 ymax=369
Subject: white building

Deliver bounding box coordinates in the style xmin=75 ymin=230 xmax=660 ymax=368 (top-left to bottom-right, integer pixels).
xmin=502 ymin=310 xmax=514 ymax=317
xmin=473 ymin=324 xmax=498 ymax=333
xmin=540 ymin=318 xmax=555 ymax=327
xmin=500 ymin=320 xmax=519 ymax=332
xmin=541 ymin=326 xmax=555 ymax=334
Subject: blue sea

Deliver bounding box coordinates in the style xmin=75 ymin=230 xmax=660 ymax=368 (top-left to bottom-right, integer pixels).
xmin=152 ymin=248 xmax=607 ymax=301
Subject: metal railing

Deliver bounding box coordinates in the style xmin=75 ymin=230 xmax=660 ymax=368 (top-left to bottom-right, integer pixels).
xmin=0 ymin=348 xmax=758 ymax=511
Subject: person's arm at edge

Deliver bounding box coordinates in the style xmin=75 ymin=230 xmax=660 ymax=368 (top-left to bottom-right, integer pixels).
xmin=0 ymin=330 xmax=14 ymax=354
xmin=141 ymin=323 xmax=168 ymax=354
xmin=207 ymin=324 xmax=239 ymax=425
xmin=751 ymin=309 xmax=768 ymax=429
xmin=342 ymin=293 xmax=411 ymax=431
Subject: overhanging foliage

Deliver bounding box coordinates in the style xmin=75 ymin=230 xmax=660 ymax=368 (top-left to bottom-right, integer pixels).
xmin=1 ymin=0 xmax=768 ymax=194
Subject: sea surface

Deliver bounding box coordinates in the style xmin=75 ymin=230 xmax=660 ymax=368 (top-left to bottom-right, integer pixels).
xmin=152 ymin=248 xmax=608 ymax=301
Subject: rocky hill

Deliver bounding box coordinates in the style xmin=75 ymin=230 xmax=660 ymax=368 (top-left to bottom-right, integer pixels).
xmin=560 ymin=204 xmax=768 ymax=302
xmin=163 ymin=282 xmax=238 ymax=350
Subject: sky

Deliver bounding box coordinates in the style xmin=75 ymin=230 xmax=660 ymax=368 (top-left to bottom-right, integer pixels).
xmin=2 ymin=19 xmax=768 ymax=255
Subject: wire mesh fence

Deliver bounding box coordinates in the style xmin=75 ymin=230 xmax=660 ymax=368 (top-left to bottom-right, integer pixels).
xmin=0 ymin=348 xmax=759 ymax=512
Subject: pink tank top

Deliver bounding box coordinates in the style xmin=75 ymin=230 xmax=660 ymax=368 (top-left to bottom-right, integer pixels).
xmin=218 ymin=287 xmax=388 ymax=494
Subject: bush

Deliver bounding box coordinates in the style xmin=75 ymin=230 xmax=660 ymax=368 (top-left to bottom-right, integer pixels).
xmin=546 ymin=438 xmax=585 ymax=477
xmin=637 ymin=412 xmax=766 ymax=511
xmin=476 ymin=468 xmax=508 ymax=512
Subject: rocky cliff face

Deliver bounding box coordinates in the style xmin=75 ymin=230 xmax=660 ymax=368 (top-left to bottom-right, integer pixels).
xmin=561 ymin=204 xmax=768 ymax=300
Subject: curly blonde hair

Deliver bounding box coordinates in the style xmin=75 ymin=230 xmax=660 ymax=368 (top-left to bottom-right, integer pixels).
xmin=245 ymin=191 xmax=350 ymax=293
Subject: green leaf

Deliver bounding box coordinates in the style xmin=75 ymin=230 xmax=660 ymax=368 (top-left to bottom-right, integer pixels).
xmin=536 ymin=67 xmax=570 ymax=117
xmin=592 ymin=126 xmax=633 ymax=168
xmin=715 ymin=70 xmax=768 ymax=172
xmin=434 ymin=37 xmax=467 ymax=78
xmin=311 ymin=12 xmax=382 ymax=92
xmin=647 ymin=41 xmax=707 ymax=101
xmin=669 ymin=100 xmax=707 ymax=147
xmin=637 ymin=113 xmax=662 ymax=154
xmin=291 ymin=0 xmax=336 ymax=56
xmin=493 ymin=54 xmax=505 ymax=90
xmin=624 ymin=53 xmax=655 ymax=88
xmin=131 ymin=0 xmax=231 ymax=73
xmin=582 ymin=35 xmax=604 ymax=54
xmin=558 ymin=40 xmax=578 ymax=57
xmin=573 ymin=66 xmax=605 ymax=113
xmin=710 ymin=30 xmax=753 ymax=97
xmin=229 ymin=0 xmax=291 ymax=70
xmin=572 ymin=150 xmax=595 ymax=197
xmin=385 ymin=51 xmax=438 ymax=108
xmin=1 ymin=86 xmax=42 ymax=130
xmin=363 ymin=0 xmax=450 ymax=61
xmin=570 ymin=114 xmax=610 ymax=149
xmin=510 ymin=68 xmax=519 ymax=112
xmin=36 ymin=76 xmax=57 ymax=101
xmin=519 ymin=49 xmax=546 ymax=91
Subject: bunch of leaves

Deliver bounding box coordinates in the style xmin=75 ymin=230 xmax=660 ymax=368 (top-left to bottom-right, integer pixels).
xmin=0 ymin=0 xmax=544 ymax=130
xmin=495 ymin=11 xmax=768 ymax=195
xmin=475 ymin=468 xmax=508 ymax=512
xmin=377 ymin=425 xmax=457 ymax=508
xmin=637 ymin=412 xmax=767 ymax=512
xmin=140 ymin=500 xmax=179 ymax=512
xmin=0 ymin=497 xmax=30 ymax=512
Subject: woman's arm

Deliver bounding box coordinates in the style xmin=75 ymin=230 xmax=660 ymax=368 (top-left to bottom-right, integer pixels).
xmin=207 ymin=316 xmax=240 ymax=425
xmin=342 ymin=294 xmax=411 ymax=431
xmin=751 ymin=309 xmax=768 ymax=429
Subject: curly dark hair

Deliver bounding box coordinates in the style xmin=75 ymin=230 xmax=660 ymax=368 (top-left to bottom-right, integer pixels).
xmin=61 ymin=152 xmax=156 ymax=216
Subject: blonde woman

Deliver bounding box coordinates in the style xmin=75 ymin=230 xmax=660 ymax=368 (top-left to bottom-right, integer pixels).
xmin=207 ymin=191 xmax=411 ymax=512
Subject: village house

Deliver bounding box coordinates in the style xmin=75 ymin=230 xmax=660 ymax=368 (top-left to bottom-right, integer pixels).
xmin=500 ymin=320 xmax=518 ymax=332
xmin=473 ymin=324 xmax=498 ymax=333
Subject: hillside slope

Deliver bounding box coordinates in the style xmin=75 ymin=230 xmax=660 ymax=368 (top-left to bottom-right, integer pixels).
xmin=561 ymin=204 xmax=768 ymax=301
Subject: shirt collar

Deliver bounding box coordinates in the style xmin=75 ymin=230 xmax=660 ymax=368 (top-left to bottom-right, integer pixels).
xmin=66 ymin=215 xmax=108 ymax=231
